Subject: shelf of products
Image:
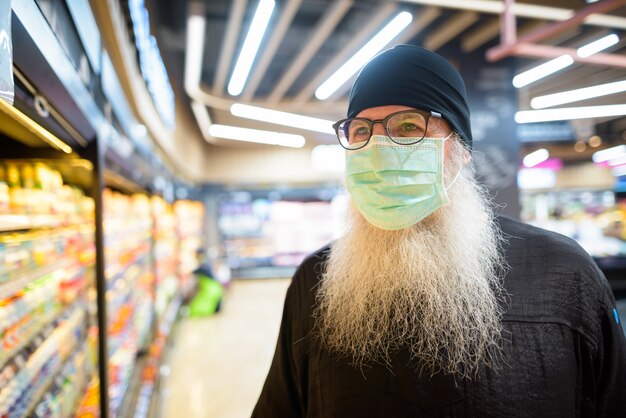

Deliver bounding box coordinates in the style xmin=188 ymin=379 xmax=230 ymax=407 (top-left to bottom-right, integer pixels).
xmin=132 ymin=294 xmax=182 ymax=418
xmin=521 ymin=189 xmax=626 ymax=258
xmin=0 ymin=161 xmax=97 ymax=418
xmin=521 ymin=188 xmax=626 ymax=290
xmin=174 ymin=200 xmax=203 ymax=296
xmin=4 ymin=1 xmax=206 ymax=415
xmin=218 ymin=190 xmax=347 ymax=278
xmin=0 ymin=162 xmax=94 ymax=226
xmin=102 ymin=189 xmax=155 ymax=418
xmin=151 ymin=196 xmax=179 ymax=324
xmin=97 ymin=194 xmax=204 ymax=418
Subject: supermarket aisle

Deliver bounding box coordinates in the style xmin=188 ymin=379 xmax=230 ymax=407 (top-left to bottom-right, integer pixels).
xmin=161 ymin=278 xmax=291 ymax=418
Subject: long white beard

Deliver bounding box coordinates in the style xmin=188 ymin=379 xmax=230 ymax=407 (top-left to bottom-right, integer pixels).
xmin=315 ymin=142 xmax=507 ymax=378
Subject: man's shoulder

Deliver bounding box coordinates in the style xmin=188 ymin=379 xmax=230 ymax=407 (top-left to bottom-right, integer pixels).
xmin=497 ymin=214 xmax=597 ymax=273
xmin=286 ymin=244 xmax=331 ymax=296
xmin=300 ymin=244 xmax=332 ymax=271
xmin=497 ymin=215 xmax=612 ymax=330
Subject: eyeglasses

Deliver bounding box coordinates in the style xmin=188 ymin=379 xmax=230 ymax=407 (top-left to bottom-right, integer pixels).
xmin=333 ymin=109 xmax=442 ymax=150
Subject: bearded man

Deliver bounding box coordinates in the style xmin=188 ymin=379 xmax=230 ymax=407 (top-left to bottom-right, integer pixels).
xmin=252 ymin=45 xmax=626 ymax=417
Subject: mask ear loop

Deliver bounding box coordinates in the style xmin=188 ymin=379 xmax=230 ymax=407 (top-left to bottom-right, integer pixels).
xmin=440 ymin=132 xmax=463 ymax=192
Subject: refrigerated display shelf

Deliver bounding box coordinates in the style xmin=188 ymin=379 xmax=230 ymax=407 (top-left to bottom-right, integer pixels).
xmin=106 ymin=261 xmax=144 ymax=292
xmin=20 ymin=336 xmax=85 ymax=418
xmin=109 ymin=342 xmax=140 ymax=416
xmin=133 ymin=294 xmax=182 ymax=418
xmin=74 ymin=374 xmax=100 ymax=417
xmin=104 ymin=248 xmax=150 ymax=282
xmin=0 ymin=304 xmax=64 ymax=372
xmin=117 ymin=352 xmax=148 ymax=418
xmin=0 ymin=214 xmax=64 ymax=232
xmin=111 ymin=313 xmax=153 ymax=359
xmin=7 ymin=307 xmax=85 ymax=418
xmin=0 ymin=258 xmax=76 ymax=301
xmin=20 ymin=359 xmax=65 ymax=418
xmin=156 ymin=291 xmax=181 ymax=331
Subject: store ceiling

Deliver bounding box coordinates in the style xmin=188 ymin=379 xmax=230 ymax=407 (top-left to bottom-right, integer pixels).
xmin=148 ymin=0 xmax=626 ymax=153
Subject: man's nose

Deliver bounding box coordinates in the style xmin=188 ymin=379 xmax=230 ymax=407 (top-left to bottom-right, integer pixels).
xmin=371 ymin=121 xmax=386 ymax=136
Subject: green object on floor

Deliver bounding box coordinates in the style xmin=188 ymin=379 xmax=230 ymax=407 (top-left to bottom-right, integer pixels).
xmin=188 ymin=274 xmax=224 ymax=317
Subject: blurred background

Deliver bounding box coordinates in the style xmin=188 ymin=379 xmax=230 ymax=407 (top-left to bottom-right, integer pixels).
xmin=1 ymin=0 xmax=625 ymax=417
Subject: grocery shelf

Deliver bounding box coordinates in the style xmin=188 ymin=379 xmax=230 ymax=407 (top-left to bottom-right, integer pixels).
xmin=20 ymin=360 xmax=65 ymax=418
xmin=19 ymin=333 xmax=85 ymax=418
xmin=134 ymin=294 xmax=183 ymax=418
xmin=4 ymin=305 xmax=85 ymax=418
xmin=0 ymin=305 xmax=63 ymax=372
xmin=74 ymin=374 xmax=101 ymax=416
xmin=0 ymin=214 xmax=64 ymax=232
xmin=0 ymin=258 xmax=78 ymax=301
xmin=117 ymin=352 xmax=148 ymax=418
xmin=2 ymin=2 xmax=205 ymax=416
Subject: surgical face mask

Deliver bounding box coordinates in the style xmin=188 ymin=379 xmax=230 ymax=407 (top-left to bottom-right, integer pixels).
xmin=345 ymin=134 xmax=455 ymax=230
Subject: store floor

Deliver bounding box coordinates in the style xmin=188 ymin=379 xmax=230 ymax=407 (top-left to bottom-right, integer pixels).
xmin=161 ymin=278 xmax=290 ymax=418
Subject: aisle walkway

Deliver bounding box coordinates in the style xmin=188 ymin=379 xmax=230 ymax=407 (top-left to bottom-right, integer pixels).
xmin=161 ymin=278 xmax=291 ymax=418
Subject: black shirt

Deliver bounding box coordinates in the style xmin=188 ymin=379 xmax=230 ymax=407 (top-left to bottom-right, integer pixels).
xmin=252 ymin=216 xmax=626 ymax=417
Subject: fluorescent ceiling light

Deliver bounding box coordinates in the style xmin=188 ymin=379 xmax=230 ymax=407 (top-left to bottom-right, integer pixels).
xmin=314 ymin=11 xmax=413 ymax=100
xmin=208 ymin=124 xmax=305 ymax=148
xmin=530 ymin=80 xmax=626 ymax=109
xmin=592 ymin=145 xmax=626 ymax=163
xmin=227 ymin=0 xmax=275 ymax=96
xmin=515 ymin=104 xmax=626 ymax=123
xmin=577 ymin=33 xmax=619 ymax=57
xmin=185 ymin=14 xmax=206 ymax=90
xmin=523 ymin=148 xmax=549 ymax=167
xmin=513 ymin=34 xmax=619 ymax=89
xmin=230 ymin=104 xmax=335 ymax=134
xmin=512 ymin=55 xmax=573 ymax=88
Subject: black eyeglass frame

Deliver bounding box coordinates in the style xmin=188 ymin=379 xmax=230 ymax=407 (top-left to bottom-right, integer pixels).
xmin=333 ymin=109 xmax=443 ymax=150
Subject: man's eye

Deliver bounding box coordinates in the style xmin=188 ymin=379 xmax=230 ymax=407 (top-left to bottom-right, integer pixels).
xmin=350 ymin=126 xmax=369 ymax=137
xmin=399 ymin=123 xmax=418 ymax=132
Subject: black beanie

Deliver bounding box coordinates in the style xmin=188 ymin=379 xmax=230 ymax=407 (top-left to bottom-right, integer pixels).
xmin=347 ymin=44 xmax=473 ymax=149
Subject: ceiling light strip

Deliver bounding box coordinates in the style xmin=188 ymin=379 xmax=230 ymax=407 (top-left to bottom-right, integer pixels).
xmin=530 ymin=79 xmax=626 ymax=109
xmin=184 ymin=13 xmax=205 ymax=93
xmin=267 ymin=0 xmax=353 ymax=103
xmin=227 ymin=0 xmax=275 ymax=96
xmin=231 ymin=103 xmax=335 ymax=134
xmin=242 ymin=0 xmax=302 ymax=100
xmin=577 ymin=33 xmax=619 ymax=57
xmin=295 ymin=3 xmax=397 ymax=102
xmin=512 ymin=55 xmax=574 ymax=88
xmin=208 ymin=124 xmax=306 ymax=148
xmin=400 ymin=0 xmax=626 ymax=29
xmin=315 ymin=11 xmax=413 ymax=100
xmin=319 ymin=7 xmax=441 ymax=103
xmin=515 ymin=104 xmax=626 ymax=123
xmin=512 ymin=33 xmax=620 ymax=88
xmin=213 ymin=0 xmax=247 ymax=95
